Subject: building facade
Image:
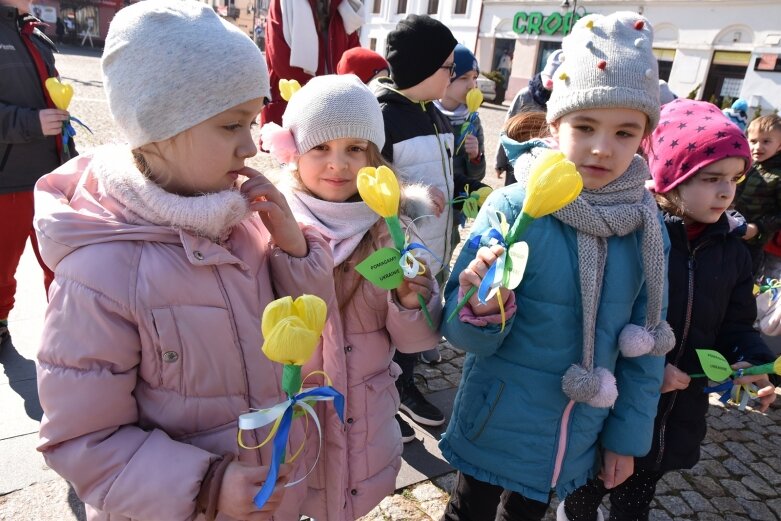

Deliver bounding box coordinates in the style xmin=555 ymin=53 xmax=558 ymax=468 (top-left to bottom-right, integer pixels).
xmin=475 ymin=0 xmax=781 ymax=112
xmin=363 ymin=0 xmax=781 ymax=113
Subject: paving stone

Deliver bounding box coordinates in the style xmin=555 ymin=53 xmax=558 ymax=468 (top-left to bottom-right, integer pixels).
xmin=690 ymin=459 xmax=729 ymax=478
xmin=654 ymin=478 xmax=670 ymax=495
xmin=655 ymin=495 xmax=693 ymax=517
xmin=377 ymin=494 xmax=429 ymax=521
xmin=432 ymin=472 xmax=456 ymax=494
xmin=735 ymin=499 xmax=777 ymax=521
xmin=418 ymin=499 xmax=446 ymax=520
xmin=437 ymin=363 xmax=459 ymax=375
xmin=723 ymin=428 xmax=750 ymax=442
xmin=648 ymin=510 xmax=673 ymax=521
xmin=700 ymin=443 xmax=727 ymax=458
xmin=722 ymin=457 xmax=752 ymax=476
xmin=697 ymin=514 xmax=727 ymax=521
xmin=724 ymin=515 xmax=750 ymax=521
xmin=444 ymin=374 xmax=462 ymax=386
xmin=410 ymin=482 xmax=446 ymax=503
xmin=424 ymin=377 xmax=453 ymax=392
xmin=724 ymin=441 xmax=756 ymax=462
xmin=704 ymin=428 xmax=727 ymax=443
xmin=687 ymin=474 xmax=725 ymax=497
xmin=439 ymin=348 xmax=457 ymax=362
xmin=662 ymin=472 xmax=692 ymax=490
xmin=744 ymin=440 xmax=774 ymax=458
xmin=768 ymin=498 xmax=781 ymax=519
xmin=720 ymin=479 xmax=759 ymax=500
xmin=448 ymin=356 xmax=464 ymax=369
xmin=741 ymin=473 xmax=778 ymax=497
xmin=710 ymin=496 xmax=747 ymax=514
xmin=680 ymin=490 xmax=716 ymax=513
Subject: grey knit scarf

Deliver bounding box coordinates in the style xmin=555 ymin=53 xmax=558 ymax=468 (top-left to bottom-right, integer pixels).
xmin=553 ymin=155 xmax=673 ymax=406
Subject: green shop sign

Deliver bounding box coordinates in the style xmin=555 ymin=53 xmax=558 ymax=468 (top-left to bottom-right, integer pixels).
xmin=513 ymin=11 xmax=587 ymax=36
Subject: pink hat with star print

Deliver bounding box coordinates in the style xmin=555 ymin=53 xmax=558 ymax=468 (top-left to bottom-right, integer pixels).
xmin=644 ymin=98 xmax=752 ymax=194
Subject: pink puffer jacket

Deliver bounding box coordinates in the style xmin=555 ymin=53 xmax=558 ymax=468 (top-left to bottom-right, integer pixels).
xmin=296 ymin=230 xmax=443 ymax=520
xmin=33 ymin=147 xmax=335 ymax=521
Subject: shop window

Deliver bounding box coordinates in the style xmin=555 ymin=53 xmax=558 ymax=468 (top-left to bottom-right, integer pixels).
xmin=397 ymin=0 xmax=406 ymax=14
xmin=534 ymin=41 xmax=562 ymax=75
xmin=702 ymin=50 xmax=751 ymax=108
xmin=653 ymin=48 xmax=676 ymax=83
xmin=372 ymin=0 xmax=381 ymax=14
xmin=454 ymin=0 xmax=467 ymax=15
xmin=428 ymin=0 xmax=439 ymax=15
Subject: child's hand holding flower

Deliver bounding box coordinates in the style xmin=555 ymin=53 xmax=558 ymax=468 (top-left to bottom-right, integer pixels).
xmin=395 ymin=272 xmax=434 ymax=309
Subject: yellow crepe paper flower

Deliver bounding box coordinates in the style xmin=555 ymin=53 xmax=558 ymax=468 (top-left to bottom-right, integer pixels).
xmin=262 ymin=295 xmax=327 ymax=366
xmin=522 ymin=149 xmax=583 ymax=219
xmin=474 ymin=186 xmax=492 ymax=206
xmin=357 ymin=166 xmax=400 ymax=219
xmin=466 ymin=88 xmax=483 ymax=113
xmin=45 ymin=78 xmax=74 ymax=110
xmin=279 ymin=79 xmax=302 ymax=102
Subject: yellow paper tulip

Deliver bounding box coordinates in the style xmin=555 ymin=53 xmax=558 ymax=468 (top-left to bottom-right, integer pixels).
xmin=261 ymin=295 xmax=327 ymax=366
xmin=357 ymin=166 xmax=400 ymax=219
xmin=466 ymin=88 xmax=483 ymax=113
xmin=475 ymin=186 xmax=493 ymax=206
xmin=279 ymin=79 xmax=302 ymax=102
xmin=45 ymin=78 xmax=74 ymax=110
xmin=522 ymin=149 xmax=583 ymax=219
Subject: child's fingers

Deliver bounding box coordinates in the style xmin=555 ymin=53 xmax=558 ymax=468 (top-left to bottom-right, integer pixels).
xmin=756 ymin=384 xmax=777 ymax=412
xmin=459 ymin=266 xmax=482 ymax=290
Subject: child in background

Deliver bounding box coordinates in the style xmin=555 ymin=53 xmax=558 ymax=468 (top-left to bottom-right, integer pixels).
xmin=262 ymin=74 xmax=441 ymax=520
xmin=374 ymin=14 xmax=457 ymax=434
xmin=498 ymin=111 xmax=551 ymax=188
xmin=563 ymin=99 xmax=777 ymax=521
xmin=0 ymin=0 xmax=73 ymax=346
xmin=439 ymin=13 xmax=672 ymax=520
xmin=733 ymin=114 xmax=781 ymax=274
xmin=429 ymin=43 xmax=487 ymax=364
xmin=34 ymin=2 xmax=333 ymax=519
xmin=494 ymin=50 xmax=562 ymax=185
xmin=336 ymin=47 xmax=390 ymax=84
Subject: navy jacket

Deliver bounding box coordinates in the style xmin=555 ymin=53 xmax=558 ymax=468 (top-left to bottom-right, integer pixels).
xmin=637 ymin=212 xmax=774 ymax=472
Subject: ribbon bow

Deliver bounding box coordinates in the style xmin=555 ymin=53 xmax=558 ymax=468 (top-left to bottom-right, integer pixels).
xmin=238 ymin=384 xmax=344 ymax=508
xmin=693 ymin=349 xmax=781 ymax=411
xmin=449 ymin=185 xmax=493 ymax=223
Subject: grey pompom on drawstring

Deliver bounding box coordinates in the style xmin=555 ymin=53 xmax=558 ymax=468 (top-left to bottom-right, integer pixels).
xmin=618 ymin=323 xmax=654 ymax=357
xmin=650 ymin=320 xmax=676 ymax=356
xmin=562 ymin=365 xmax=618 ymax=408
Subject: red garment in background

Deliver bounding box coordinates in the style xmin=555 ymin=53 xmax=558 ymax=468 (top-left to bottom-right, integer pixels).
xmin=0 ymin=191 xmax=54 ymax=318
xmin=261 ymin=0 xmax=360 ymax=126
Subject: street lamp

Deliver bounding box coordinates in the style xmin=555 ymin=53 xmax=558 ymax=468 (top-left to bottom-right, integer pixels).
xmin=560 ymin=0 xmax=579 ymax=35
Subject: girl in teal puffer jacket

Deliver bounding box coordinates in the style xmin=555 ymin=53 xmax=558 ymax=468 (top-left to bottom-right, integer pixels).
xmin=439 ymin=12 xmax=673 ymax=521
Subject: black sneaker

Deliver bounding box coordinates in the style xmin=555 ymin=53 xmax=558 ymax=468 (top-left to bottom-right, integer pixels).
xmin=396 ymin=414 xmax=416 ymax=443
xmin=399 ymin=381 xmax=445 ymax=426
xmin=0 ymin=323 xmax=8 ymax=352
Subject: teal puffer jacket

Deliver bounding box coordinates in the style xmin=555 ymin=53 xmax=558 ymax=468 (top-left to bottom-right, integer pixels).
xmin=439 ymin=182 xmax=668 ymax=503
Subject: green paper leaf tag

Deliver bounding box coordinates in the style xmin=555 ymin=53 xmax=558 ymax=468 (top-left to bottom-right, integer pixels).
xmin=463 ymin=197 xmax=479 ymax=219
xmin=356 ymin=247 xmax=404 ymax=290
xmin=695 ymin=349 xmax=733 ymax=382
xmin=505 ymin=241 xmax=529 ymax=290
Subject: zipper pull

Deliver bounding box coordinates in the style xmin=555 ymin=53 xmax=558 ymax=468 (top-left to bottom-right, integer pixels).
xmin=446 ymin=144 xmax=452 ymax=159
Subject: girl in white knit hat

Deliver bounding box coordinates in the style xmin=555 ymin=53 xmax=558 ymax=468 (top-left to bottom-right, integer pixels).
xmin=260 ymin=73 xmax=442 ymax=520
xmin=438 ymin=12 xmax=673 ymax=521
xmin=33 ymin=1 xmax=334 ymax=520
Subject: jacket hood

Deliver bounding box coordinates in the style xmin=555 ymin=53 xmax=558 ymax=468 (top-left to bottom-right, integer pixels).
xmin=662 ymin=210 xmax=746 ymax=247
xmin=373 ymin=77 xmax=417 ymax=106
xmin=34 ymin=145 xmax=250 ymax=270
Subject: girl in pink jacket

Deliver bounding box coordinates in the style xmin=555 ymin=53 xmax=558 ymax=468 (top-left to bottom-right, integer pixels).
xmin=33 ymin=2 xmax=334 ymax=520
xmin=260 ymin=74 xmax=443 ymax=520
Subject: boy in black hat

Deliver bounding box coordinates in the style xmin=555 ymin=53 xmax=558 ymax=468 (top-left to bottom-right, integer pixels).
xmin=373 ymin=14 xmax=457 ymax=440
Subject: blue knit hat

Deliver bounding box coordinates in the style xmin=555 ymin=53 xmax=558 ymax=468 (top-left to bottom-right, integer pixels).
xmin=452 ymin=44 xmax=478 ymax=81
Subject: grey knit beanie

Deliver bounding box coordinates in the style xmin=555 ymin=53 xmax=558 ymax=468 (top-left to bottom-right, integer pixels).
xmin=102 ymin=0 xmax=269 ymax=149
xmin=547 ymin=12 xmax=660 ymax=130
xmin=282 ymin=74 xmax=385 ymax=154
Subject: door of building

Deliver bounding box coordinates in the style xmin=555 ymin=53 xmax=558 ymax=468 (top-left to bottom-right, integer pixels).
xmin=702 ymin=51 xmax=750 ymax=107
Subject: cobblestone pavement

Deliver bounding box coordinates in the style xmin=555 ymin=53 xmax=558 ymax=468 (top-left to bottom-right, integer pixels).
xmin=359 ymin=343 xmax=781 ymax=521
xmin=2 ymin=47 xmax=781 ymax=521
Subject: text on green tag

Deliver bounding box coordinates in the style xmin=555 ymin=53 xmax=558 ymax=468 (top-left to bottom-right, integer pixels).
xmin=695 ymin=349 xmax=733 ymax=382
xmin=356 ymin=247 xmax=404 ymax=290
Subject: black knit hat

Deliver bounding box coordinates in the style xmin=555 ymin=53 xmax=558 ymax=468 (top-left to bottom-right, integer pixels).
xmin=386 ymin=15 xmax=457 ymax=89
